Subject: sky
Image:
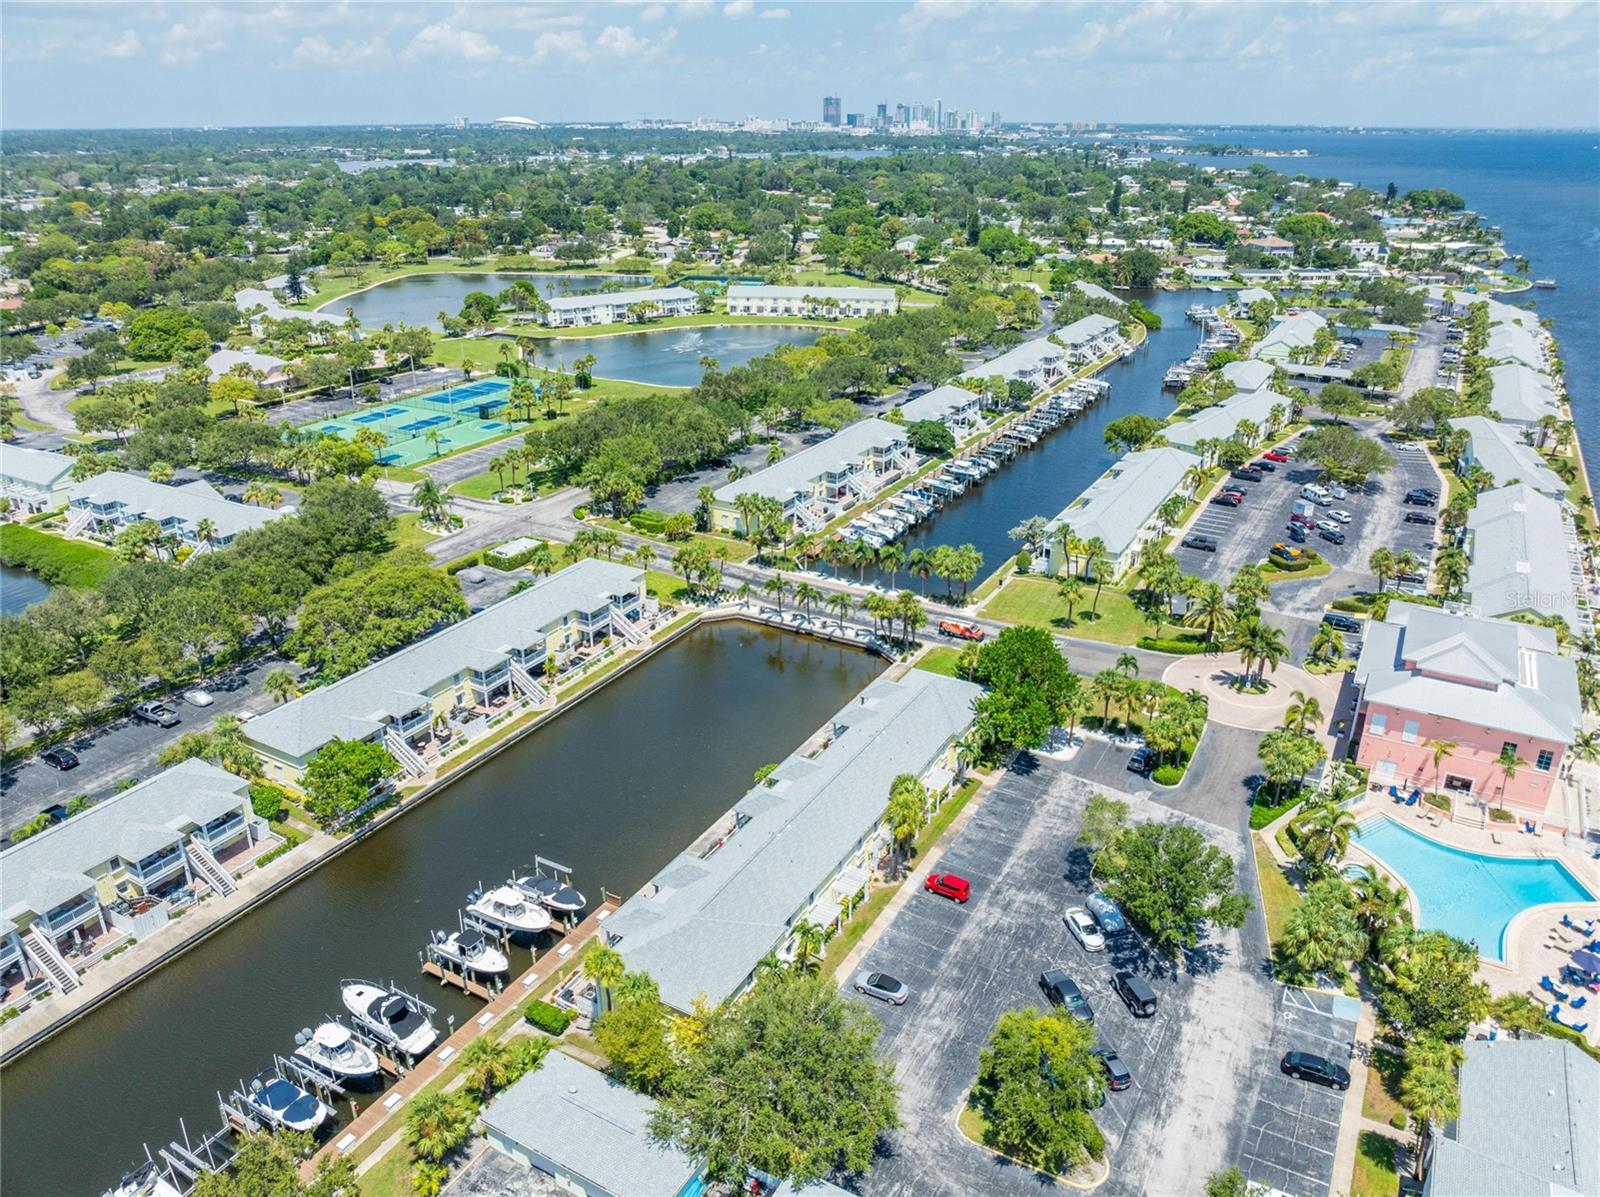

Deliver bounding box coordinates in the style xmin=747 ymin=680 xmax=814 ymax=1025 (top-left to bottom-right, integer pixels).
xmin=3 ymin=1 xmax=1598 ymax=131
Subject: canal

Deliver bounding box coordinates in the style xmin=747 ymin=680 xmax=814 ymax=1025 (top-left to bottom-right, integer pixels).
xmin=862 ymin=288 xmax=1207 ymax=592
xmin=0 ymin=622 xmax=884 ymax=1197
xmin=522 ymin=323 xmax=828 ymax=389
xmin=326 ymin=271 xmax=650 ymax=330
xmin=0 ymin=563 xmax=53 ymax=616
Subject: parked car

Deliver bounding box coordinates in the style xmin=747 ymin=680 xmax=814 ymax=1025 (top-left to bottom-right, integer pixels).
xmin=1254 ymin=459 xmax=1277 ymax=472
xmin=1270 ymin=542 xmax=1304 ymax=564
xmin=1230 ymin=466 xmax=1264 ymax=483
xmin=1085 ymin=891 xmax=1128 ymax=935
xmin=1404 ymin=511 xmax=1437 ymax=526
xmin=1404 ymin=488 xmax=1438 ymax=506
xmin=1329 ymin=509 xmax=1352 ymax=524
xmin=40 ymin=746 xmax=79 ymax=771
xmin=41 ymin=803 xmax=71 ymax=823
xmin=924 ymin=872 xmax=971 ymax=903
xmin=1315 ymin=520 xmax=1343 ymax=535
xmin=1064 ymin=906 xmax=1106 ymax=952
xmin=1112 ymin=971 xmax=1158 ymax=1017
xmin=1323 ymin=612 xmax=1363 ymax=634
xmin=1263 ymin=449 xmax=1290 ymax=463
xmin=1211 ymin=492 xmax=1242 ymax=508
xmin=1127 ymin=747 xmax=1154 ymax=775
xmin=133 ymin=701 xmax=180 ymax=728
xmin=1281 ymin=1051 xmax=1350 ymax=1090
xmin=937 ymin=619 xmax=985 ymax=641
xmin=1093 ymin=1045 xmax=1133 ymax=1090
xmin=1181 ymin=533 xmax=1218 ymax=553
xmin=1328 ymin=484 xmax=1348 ymax=501
xmin=1286 ymin=523 xmax=1308 ymax=543
xmin=854 ymin=971 xmax=909 ymax=1005
xmin=1041 ymin=969 xmax=1095 ymax=1023
xmin=1319 ymin=526 xmax=1346 ymax=545
xmin=183 ymin=688 xmax=214 ymax=707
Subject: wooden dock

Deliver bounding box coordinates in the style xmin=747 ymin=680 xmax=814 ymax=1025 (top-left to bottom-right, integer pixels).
xmin=420 ymin=958 xmax=496 ymax=1001
xmin=305 ymin=897 xmax=618 ymax=1178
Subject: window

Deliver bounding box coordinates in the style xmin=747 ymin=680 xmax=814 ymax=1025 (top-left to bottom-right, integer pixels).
xmin=1401 ymin=720 xmax=1420 ymax=744
xmin=1536 ymin=750 xmax=1554 ymax=772
xmin=1501 ymin=741 xmax=1519 ymax=759
xmin=1369 ymin=713 xmax=1387 ymax=736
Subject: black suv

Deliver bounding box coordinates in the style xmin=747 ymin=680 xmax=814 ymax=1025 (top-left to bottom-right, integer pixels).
xmin=1231 ymin=466 xmax=1264 ymax=483
xmin=1322 ymin=613 xmax=1362 ymax=634
xmin=1182 ymin=533 xmax=1218 ymax=553
xmin=1404 ymin=511 xmax=1437 ymax=526
xmin=1041 ymin=969 xmax=1095 ymax=1023
xmin=1281 ymin=1051 xmax=1350 ymax=1090
xmin=1093 ymin=1045 xmax=1132 ymax=1090
xmin=1319 ymin=526 xmax=1346 ymax=545
xmin=1404 ymin=488 xmax=1438 ymax=507
xmin=1112 ymin=971 xmax=1158 ymax=1017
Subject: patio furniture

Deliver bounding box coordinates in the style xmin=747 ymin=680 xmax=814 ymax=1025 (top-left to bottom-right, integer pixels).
xmin=1541 ymin=976 xmax=1570 ymax=1000
xmin=1573 ymin=994 xmax=1588 ymax=1010
xmin=1491 ymin=832 xmax=1504 ymax=845
xmin=1405 ymin=792 xmax=1420 ymax=806
xmin=1524 ymin=820 xmax=1537 ymax=834
xmin=1389 ymin=784 xmax=1403 ymax=801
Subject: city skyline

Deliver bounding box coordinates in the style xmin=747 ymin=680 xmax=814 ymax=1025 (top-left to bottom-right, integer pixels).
xmin=2 ymin=1 xmax=1597 ymax=130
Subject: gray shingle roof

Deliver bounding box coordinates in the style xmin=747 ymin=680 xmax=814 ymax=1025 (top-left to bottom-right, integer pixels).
xmin=1046 ymin=446 xmax=1200 ymax=562
xmin=0 ymin=444 xmax=74 ymax=489
xmin=1354 ymin=601 xmax=1580 ymax=744
xmin=205 ymin=348 xmax=288 ymax=381
xmin=479 ymin=1051 xmax=700 ymax=1197
xmin=607 ymin=669 xmax=980 ymax=1012
xmin=712 ymin=418 xmax=905 ymax=504
xmin=1487 ymin=324 xmax=1543 ymax=369
xmin=1072 ymin=279 xmax=1125 ymax=306
xmin=234 ymin=287 xmax=342 ymax=326
xmin=1055 ymin=313 xmax=1122 ymax=347
xmin=725 ymin=285 xmax=895 ymax=302
xmin=1235 ymin=286 xmax=1274 ymax=306
xmin=1466 ymin=484 xmax=1573 ymax=619
xmin=1488 ymin=364 xmax=1559 ymax=427
xmin=1454 ymin=416 xmax=1565 ymax=496
xmin=0 ymin=759 xmax=250 ymax=926
xmin=959 ymin=335 xmax=1064 ymax=382
xmin=1221 ymin=359 xmax=1275 ymax=393
xmin=243 ymin=559 xmax=642 ymax=760
xmin=1252 ymin=310 xmax=1327 ymax=357
xmin=68 ymin=471 xmax=289 ymax=540
xmin=544 ymin=286 xmax=694 ymax=313
xmin=897 ymin=385 xmax=979 ymax=425
xmin=1163 ymin=389 xmax=1287 ymax=451
xmin=1427 ymin=1037 xmax=1600 ymax=1197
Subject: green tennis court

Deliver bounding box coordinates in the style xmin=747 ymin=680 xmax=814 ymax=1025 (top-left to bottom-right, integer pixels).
xmin=299 ymin=380 xmax=519 ymax=466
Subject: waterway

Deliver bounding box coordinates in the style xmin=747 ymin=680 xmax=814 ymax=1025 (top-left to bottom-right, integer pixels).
xmin=523 ymin=323 xmax=828 ymax=388
xmin=861 ymin=287 xmax=1206 ymax=591
xmin=325 ymin=271 xmax=650 ymax=330
xmin=0 ymin=563 xmax=53 ymax=615
xmin=0 ymin=622 xmax=884 ymax=1197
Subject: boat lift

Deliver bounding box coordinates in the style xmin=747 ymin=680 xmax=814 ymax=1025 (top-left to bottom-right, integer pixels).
xmin=340 ymin=981 xmax=448 ymax=1074
xmin=422 ymin=909 xmax=509 ymax=1001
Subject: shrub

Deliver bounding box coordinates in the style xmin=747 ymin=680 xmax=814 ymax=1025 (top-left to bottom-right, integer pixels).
xmin=445 ymin=555 xmax=480 ymax=575
xmin=628 ymin=509 xmax=668 ymax=535
xmin=572 ymin=505 xmax=589 ymax=519
xmin=524 ymin=999 xmax=574 ymax=1035
xmin=1331 ymin=596 xmax=1375 ymax=613
xmin=0 ymin=524 xmax=117 ymax=588
xmin=1152 ymin=765 xmax=1183 ymax=786
xmin=484 ymin=544 xmax=542 ymax=571
xmin=1488 ymin=807 xmax=1515 ymax=823
xmin=1136 ymin=635 xmax=1212 ymax=654
xmin=249 ymin=782 xmax=288 ymax=822
xmin=1389 ymin=1112 xmax=1408 ymax=1130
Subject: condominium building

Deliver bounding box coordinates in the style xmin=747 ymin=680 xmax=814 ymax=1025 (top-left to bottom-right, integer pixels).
xmin=724 ymin=285 xmax=898 ymax=319
xmin=1162 ymin=388 xmax=1288 ymax=453
xmin=0 ymin=759 xmax=260 ymax=997
xmin=1485 ymin=323 xmax=1544 ymax=371
xmin=1486 ymin=364 xmax=1559 ymax=432
xmin=1464 ymin=484 xmax=1580 ymax=623
xmin=205 ymin=348 xmax=293 ymax=388
xmin=1352 ymin=602 xmax=1580 ymax=819
xmin=896 ymin=384 xmax=982 ymax=435
xmin=959 ymin=336 xmax=1067 ymax=392
xmin=1453 ymin=416 xmax=1566 ymax=497
xmin=66 ymin=472 xmax=289 ymax=551
xmin=1252 ymin=311 xmax=1328 ymax=363
xmin=1042 ymin=445 xmax=1201 ymax=579
xmin=1072 ymin=279 xmax=1125 ymax=306
xmin=1054 ymin=313 xmax=1126 ymax=364
xmin=0 ymin=444 xmax=75 ymax=515
xmin=606 ymin=669 xmax=980 ymax=1012
xmin=540 ymin=286 xmax=699 ymax=328
xmin=1220 ymin=358 xmax=1276 ymax=393
xmin=243 ymin=559 xmax=646 ymax=784
xmin=709 ymin=418 xmax=911 ymax=535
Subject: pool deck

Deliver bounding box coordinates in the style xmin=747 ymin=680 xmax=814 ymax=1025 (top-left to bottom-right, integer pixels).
xmin=1345 ymin=794 xmax=1600 ymax=1045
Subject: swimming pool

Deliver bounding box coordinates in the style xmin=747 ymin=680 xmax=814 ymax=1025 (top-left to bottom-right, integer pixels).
xmin=1354 ymin=815 xmax=1596 ymax=960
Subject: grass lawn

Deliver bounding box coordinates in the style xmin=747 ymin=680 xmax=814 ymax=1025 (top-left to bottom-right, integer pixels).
xmin=448 ymin=467 xmax=560 ymax=501
xmin=981 ymin=577 xmax=1184 ymax=646
xmin=1263 ymin=556 xmax=1334 ymax=583
xmin=819 ymin=885 xmax=896 ymax=977
xmin=1363 ymin=1047 xmax=1409 ymax=1127
xmin=915 ymin=646 xmax=966 ymax=677
xmin=431 ymin=340 xmax=675 ymax=402
xmin=357 ymin=1147 xmax=411 ymax=1197
xmin=390 ymin=512 xmax=440 ymax=553
xmin=646 ymin=569 xmax=689 ymax=603
xmin=1352 ymin=1131 xmax=1402 ymax=1197
xmin=1252 ymin=833 xmax=1303 ymax=949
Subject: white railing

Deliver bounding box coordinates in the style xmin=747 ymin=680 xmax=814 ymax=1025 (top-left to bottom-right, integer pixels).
xmin=185 ymin=837 xmax=238 ymax=897
xmin=610 ymin=605 xmax=647 ymax=646
xmin=64 ymin=506 xmax=95 ymax=537
xmin=508 ymin=659 xmax=550 ymax=705
xmin=24 ymin=927 xmax=81 ymax=994
xmin=384 ymin=728 xmax=428 ymax=777
xmin=793 ymin=499 xmax=827 ymax=533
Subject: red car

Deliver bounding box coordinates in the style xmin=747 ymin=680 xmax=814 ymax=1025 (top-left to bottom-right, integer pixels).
xmin=1289 ymin=512 xmax=1317 ymax=528
xmin=924 ymin=873 xmax=971 ymax=903
xmin=1263 ymin=450 xmax=1290 ymax=463
xmin=1211 ymin=492 xmax=1242 ymax=507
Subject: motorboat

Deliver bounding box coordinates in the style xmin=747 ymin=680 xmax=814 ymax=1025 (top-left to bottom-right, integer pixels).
xmin=103 ymin=1163 xmax=185 ymax=1197
xmin=514 ymin=875 xmax=586 ymax=915
xmin=466 ymin=884 xmax=552 ymax=935
xmin=292 ymin=1022 xmax=381 ymax=1083
xmin=431 ymin=927 xmax=511 ymax=975
xmin=242 ymin=1068 xmax=331 ymax=1134
xmin=341 ymin=980 xmax=439 ymax=1057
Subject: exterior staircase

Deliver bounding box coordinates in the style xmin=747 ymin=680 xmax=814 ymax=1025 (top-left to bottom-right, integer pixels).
xmin=64 ymin=506 xmax=95 ymax=537
xmin=610 ymin=605 xmax=648 ymax=646
xmin=185 ymin=837 xmax=238 ymax=897
xmin=23 ymin=927 xmax=81 ymax=994
xmin=1454 ymin=800 xmax=1485 ymax=830
xmin=383 ymin=728 xmax=428 ymax=777
xmin=508 ymin=659 xmax=550 ymax=705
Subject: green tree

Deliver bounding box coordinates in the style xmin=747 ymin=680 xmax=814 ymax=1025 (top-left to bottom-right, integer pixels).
xmin=1097 ymin=823 xmax=1251 ymax=954
xmin=969 ymin=626 xmax=1075 ymax=760
xmin=587 ymin=941 xmax=626 ymax=1015
xmin=287 ymin=550 xmax=468 ymax=680
xmin=886 ymin=772 xmax=929 ymax=875
xmin=594 ymin=970 xmax=680 ymax=1095
xmin=1277 ymin=878 xmax=1365 ymax=980
xmin=403 ymin=1088 xmax=477 ymax=1164
xmin=190 ymin=1132 xmax=358 ymax=1197
xmin=972 ymin=1006 xmax=1106 ymax=1172
xmin=300 ymin=737 xmax=399 ymax=827
xmin=264 ymin=666 xmax=299 ymax=704
xmin=1076 ymin=793 xmax=1130 ymax=876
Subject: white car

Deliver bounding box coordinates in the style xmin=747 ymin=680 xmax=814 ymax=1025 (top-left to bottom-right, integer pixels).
xmin=1064 ymin=906 xmax=1106 ymax=953
xmin=1329 ymin=509 xmax=1352 ymax=524
xmin=1328 ymin=484 xmax=1349 ymax=500
xmin=1316 ymin=519 xmax=1343 ymax=535
xmin=182 ymin=688 xmax=214 ymax=707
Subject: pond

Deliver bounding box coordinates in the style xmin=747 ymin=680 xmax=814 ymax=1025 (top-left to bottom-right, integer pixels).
xmin=324 ymin=271 xmax=651 ymax=330
xmin=0 ymin=562 xmax=52 ymax=615
xmin=0 ymin=622 xmax=884 ymax=1197
xmin=522 ymin=323 xmax=828 ymax=388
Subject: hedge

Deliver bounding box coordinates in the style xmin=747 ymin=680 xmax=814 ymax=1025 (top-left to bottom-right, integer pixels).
xmin=1152 ymin=765 xmax=1183 ymax=786
xmin=1137 ymin=635 xmax=1213 ymax=655
xmin=628 ymin=509 xmax=668 ymax=535
xmin=484 ymin=544 xmax=540 ymax=571
xmin=0 ymin=523 xmax=116 ymax=588
xmin=445 ymin=554 xmax=481 ymax=575
xmin=524 ymin=999 xmax=575 ymax=1036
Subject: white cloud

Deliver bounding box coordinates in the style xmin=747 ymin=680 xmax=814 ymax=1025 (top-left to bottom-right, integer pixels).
xmin=531 ymin=28 xmax=590 ymax=63
xmin=288 ymin=35 xmax=387 ymax=69
xmin=531 ymin=23 xmax=674 ymax=65
xmin=723 ymin=0 xmax=754 ymax=16
xmin=760 ymin=5 xmax=790 ymax=18
xmin=898 ymin=0 xmax=975 ymax=33
xmin=677 ymin=0 xmax=715 ymax=17
xmin=595 ymin=24 xmax=652 ymax=59
xmin=159 ymin=12 xmax=229 ymax=64
xmin=102 ymin=30 xmax=143 ymax=59
xmin=401 ymin=22 xmax=502 ymax=64
xmin=750 ymin=41 xmax=769 ymax=55
xmin=639 ymin=3 xmax=668 ymax=20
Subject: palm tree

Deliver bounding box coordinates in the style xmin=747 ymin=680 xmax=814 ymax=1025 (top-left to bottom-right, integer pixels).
xmin=1348 ymin=869 xmax=1412 ymax=962
xmin=1400 ymin=1041 xmax=1463 ymax=1181
xmin=735 ymin=580 xmax=754 ymax=607
xmin=1284 ymin=690 xmax=1323 ymax=734
xmin=1495 ymin=744 xmax=1526 ymax=810
xmin=1231 ymin=618 xmax=1288 ymax=686
xmin=264 ymin=667 xmax=299 ymax=704
xmin=1056 ymin=574 xmax=1086 ymax=627
xmin=791 ymin=581 xmax=822 ymax=621
xmin=459 ymin=1036 xmax=513 ymax=1099
xmin=878 ymin=542 xmax=906 ymax=590
xmin=1184 ymin=581 xmax=1235 ymax=645
xmin=1115 ymin=651 xmax=1139 ymax=679
xmin=790 ymin=920 xmax=827 ymax=973
xmin=908 ymin=547 xmax=933 ymax=596
xmin=403 ymin=1089 xmax=475 ymax=1164
xmin=762 ymin=574 xmax=789 ymax=613
xmin=827 ymin=591 xmax=853 ymax=629
xmin=586 ymin=942 xmax=626 ymax=1015
xmin=886 ymin=773 xmax=928 ymax=876
xmin=412 ymin=477 xmax=448 ymax=527
xmin=1367 ymin=546 xmax=1395 ymax=594
xmin=1426 ymin=738 xmax=1458 ymax=796
xmin=1308 ymin=623 xmax=1344 ymax=665
xmin=1296 ymin=802 xmax=1357 ymax=877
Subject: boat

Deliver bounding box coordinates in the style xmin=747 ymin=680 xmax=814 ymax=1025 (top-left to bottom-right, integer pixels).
xmin=104 ymin=1163 xmax=185 ymax=1197
xmin=1535 ymin=279 xmax=1556 ymax=289
xmin=292 ymin=1022 xmax=382 ymax=1083
xmin=242 ymin=1068 xmax=331 ymax=1134
xmin=341 ymin=980 xmax=439 ymax=1057
xmin=466 ymin=884 xmax=552 ymax=935
xmin=431 ymin=927 xmax=511 ymax=975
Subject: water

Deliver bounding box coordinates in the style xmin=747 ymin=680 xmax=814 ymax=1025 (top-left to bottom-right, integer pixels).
xmin=1355 ymin=815 xmax=1596 ymax=960
xmin=1159 ymin=130 xmax=1599 ymax=481
xmin=0 ymin=563 xmax=52 ymax=615
xmin=524 ymin=323 xmax=828 ymax=388
xmin=326 ymin=271 xmax=650 ymax=330
xmin=0 ymin=622 xmax=884 ymax=1197
xmin=859 ymin=288 xmax=1204 ymax=589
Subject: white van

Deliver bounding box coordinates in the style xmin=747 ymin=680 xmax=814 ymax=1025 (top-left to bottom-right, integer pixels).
xmin=1300 ymin=483 xmax=1332 ymax=505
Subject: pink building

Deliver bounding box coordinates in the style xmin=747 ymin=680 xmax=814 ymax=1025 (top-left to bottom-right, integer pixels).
xmin=1352 ymin=603 xmax=1580 ymax=822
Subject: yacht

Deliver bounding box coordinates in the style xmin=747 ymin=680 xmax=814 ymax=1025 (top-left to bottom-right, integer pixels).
xmin=104 ymin=1163 xmax=185 ymax=1197
xmin=430 ymin=927 xmax=511 ymax=975
xmin=242 ymin=1068 xmax=332 ymax=1134
xmin=292 ymin=1022 xmax=381 ymax=1083
xmin=1534 ymin=279 xmax=1556 ymax=289
xmin=341 ymin=980 xmax=439 ymax=1057
xmin=514 ymin=874 xmax=587 ymax=915
xmin=466 ymin=884 xmax=552 ymax=935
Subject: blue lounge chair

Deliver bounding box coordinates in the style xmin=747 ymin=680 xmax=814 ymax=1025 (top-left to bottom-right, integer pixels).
xmin=1408 ymin=788 xmax=1422 ymax=803
xmin=1389 ymin=785 xmax=1402 ymax=801
xmin=1572 ymin=994 xmax=1588 ymax=1009
xmin=1571 ymin=1022 xmax=1589 ymax=1033
xmin=1524 ymin=820 xmax=1537 ymax=833
xmin=1548 ymin=1003 xmax=1563 ymax=1022
xmin=1541 ymin=975 xmax=1557 ymax=991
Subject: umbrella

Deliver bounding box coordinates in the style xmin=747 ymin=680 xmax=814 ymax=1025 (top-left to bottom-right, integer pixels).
xmin=1571 ymin=948 xmax=1600 ymax=975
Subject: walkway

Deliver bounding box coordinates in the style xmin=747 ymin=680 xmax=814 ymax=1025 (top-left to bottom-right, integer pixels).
xmin=1160 ymin=652 xmax=1344 ymax=734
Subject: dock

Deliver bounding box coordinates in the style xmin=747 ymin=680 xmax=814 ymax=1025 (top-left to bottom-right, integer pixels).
xmin=421 ymin=957 xmax=497 ymax=1000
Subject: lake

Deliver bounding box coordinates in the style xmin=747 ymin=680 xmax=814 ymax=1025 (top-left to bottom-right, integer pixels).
xmin=522 ymin=323 xmax=829 ymax=388
xmin=325 ymin=271 xmax=650 ymax=330
xmin=0 ymin=563 xmax=52 ymax=615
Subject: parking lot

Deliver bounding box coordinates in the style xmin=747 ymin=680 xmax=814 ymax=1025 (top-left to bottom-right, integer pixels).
xmin=852 ymin=760 xmax=1281 ymax=1197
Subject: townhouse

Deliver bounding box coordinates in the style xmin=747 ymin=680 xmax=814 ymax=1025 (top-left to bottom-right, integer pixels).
xmin=65 ymin=471 xmax=289 ymax=551
xmin=959 ymin=335 xmax=1067 ymax=393
xmin=1220 ymin=358 xmax=1276 ymax=393
xmin=540 ymin=286 xmax=699 ymax=328
xmin=1464 ymin=483 xmax=1582 ymax=624
xmin=1054 ymin=313 xmax=1126 ymax=363
xmin=1485 ymin=322 xmax=1544 ymax=370
xmin=606 ymin=669 xmax=980 ymax=1013
xmin=1071 ymin=278 xmax=1125 ymax=306
xmin=1162 ymin=387 xmax=1288 ymax=454
xmin=204 ymin=348 xmax=293 ymax=388
xmin=724 ymin=284 xmax=898 ymax=319
xmin=708 ymin=418 xmax=911 ymax=535
xmin=0 ymin=443 xmax=75 ymax=515
xmin=1352 ymin=602 xmax=1580 ymax=818
xmin=1042 ymin=445 xmax=1201 ymax=579
xmin=895 ymin=384 xmax=982 ymax=436
xmin=1452 ymin=416 xmax=1566 ymax=497
xmin=1252 ymin=310 xmax=1328 ymax=363
xmin=1486 ymin=363 xmax=1560 ymax=433
xmin=242 ymin=559 xmax=646 ymax=784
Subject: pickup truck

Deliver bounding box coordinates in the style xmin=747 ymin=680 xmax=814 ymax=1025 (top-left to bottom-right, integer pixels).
xmin=133 ymin=701 xmax=180 ymax=728
xmin=937 ymin=619 xmax=985 ymax=641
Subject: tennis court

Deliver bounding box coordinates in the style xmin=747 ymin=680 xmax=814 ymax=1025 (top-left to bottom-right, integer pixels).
xmin=301 ymin=379 xmax=518 ymax=466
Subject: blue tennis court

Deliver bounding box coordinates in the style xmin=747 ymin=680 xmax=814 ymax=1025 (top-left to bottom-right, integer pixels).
xmin=298 ymin=378 xmax=519 ymax=466
xmin=351 ymin=406 xmax=408 ymax=424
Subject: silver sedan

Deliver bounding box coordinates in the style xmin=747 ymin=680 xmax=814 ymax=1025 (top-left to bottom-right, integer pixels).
xmin=854 ymin=970 xmax=909 ymax=1005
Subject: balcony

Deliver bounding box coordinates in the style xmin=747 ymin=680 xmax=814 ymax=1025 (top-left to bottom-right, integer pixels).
xmin=44 ymin=895 xmax=101 ymax=935
xmin=198 ymin=813 xmax=248 ymax=850
xmin=393 ymin=708 xmax=431 ymax=737
xmin=128 ymin=846 xmax=186 ymax=887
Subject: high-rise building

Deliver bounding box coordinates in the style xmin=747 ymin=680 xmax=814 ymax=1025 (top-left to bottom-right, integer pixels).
xmin=875 ymin=102 xmax=888 ymax=128
xmin=822 ymin=96 xmax=842 ymax=126
xmin=935 ymin=98 xmax=943 ymax=128
xmin=895 ymin=103 xmax=909 ymax=127
xmin=990 ymin=111 xmax=1001 ymax=130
